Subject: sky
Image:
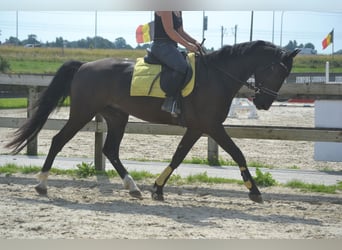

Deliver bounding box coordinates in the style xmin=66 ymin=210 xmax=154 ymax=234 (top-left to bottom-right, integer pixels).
xmin=0 ymin=2 xmax=341 ymax=54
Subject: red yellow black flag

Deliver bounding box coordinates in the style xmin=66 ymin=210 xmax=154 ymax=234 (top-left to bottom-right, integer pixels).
xmin=136 ymin=21 xmax=154 ymax=44
xmin=322 ymin=29 xmax=334 ymax=50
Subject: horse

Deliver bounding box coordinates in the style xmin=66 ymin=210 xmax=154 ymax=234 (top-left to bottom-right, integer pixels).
xmin=6 ymin=40 xmax=299 ymax=203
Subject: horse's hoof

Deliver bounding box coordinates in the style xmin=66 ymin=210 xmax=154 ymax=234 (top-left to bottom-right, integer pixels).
xmin=151 ymin=191 xmax=164 ymax=201
xmin=249 ymin=193 xmax=264 ymax=204
xmin=129 ymin=190 xmax=143 ymax=200
xmin=35 ymin=185 xmax=47 ymax=196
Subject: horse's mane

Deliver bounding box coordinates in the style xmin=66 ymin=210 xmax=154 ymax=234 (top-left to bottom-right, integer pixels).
xmin=206 ymin=40 xmax=278 ymax=62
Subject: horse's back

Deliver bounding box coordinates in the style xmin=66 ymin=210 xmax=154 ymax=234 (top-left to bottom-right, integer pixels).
xmin=70 ymin=58 xmax=135 ymax=105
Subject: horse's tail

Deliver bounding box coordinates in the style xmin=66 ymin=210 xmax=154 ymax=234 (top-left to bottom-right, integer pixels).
xmin=6 ymin=60 xmax=84 ymax=154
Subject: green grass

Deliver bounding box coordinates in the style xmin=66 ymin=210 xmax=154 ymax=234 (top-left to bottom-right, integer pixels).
xmin=0 ymin=97 xmax=70 ymax=109
xmin=183 ymin=157 xmax=237 ymax=167
xmin=1 ymin=46 xmax=342 ymax=74
xmin=184 ymin=172 xmax=243 ymax=185
xmin=8 ymin=60 xmax=63 ymax=74
xmin=293 ymin=54 xmax=342 ymax=73
xmin=284 ymin=180 xmax=342 ymax=194
xmin=0 ymin=46 xmax=146 ymax=74
xmin=183 ymin=157 xmax=278 ymax=169
xmin=254 ymin=167 xmax=277 ymax=187
xmin=1 ymin=162 xmax=340 ymax=194
xmin=0 ymin=98 xmax=28 ymax=109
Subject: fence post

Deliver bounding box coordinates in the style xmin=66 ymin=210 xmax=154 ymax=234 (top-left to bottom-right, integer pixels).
xmin=325 ymin=61 xmax=330 ymax=83
xmin=27 ymin=86 xmax=38 ymax=155
xmin=207 ymin=137 xmax=219 ymax=165
xmin=94 ymin=114 xmax=106 ymax=170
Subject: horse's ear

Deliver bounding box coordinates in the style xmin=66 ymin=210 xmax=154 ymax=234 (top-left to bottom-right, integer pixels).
xmin=290 ymin=49 xmax=300 ymax=58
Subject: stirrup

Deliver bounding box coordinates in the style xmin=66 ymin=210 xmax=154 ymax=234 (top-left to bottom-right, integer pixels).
xmin=161 ymin=97 xmax=181 ymax=117
xmin=171 ymin=100 xmax=181 ymax=117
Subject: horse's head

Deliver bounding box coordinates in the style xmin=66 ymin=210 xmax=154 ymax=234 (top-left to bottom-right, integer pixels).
xmin=252 ymin=48 xmax=300 ymax=110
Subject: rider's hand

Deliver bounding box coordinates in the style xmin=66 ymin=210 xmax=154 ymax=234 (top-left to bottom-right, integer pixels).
xmin=194 ymin=41 xmax=202 ymax=49
xmin=186 ymin=42 xmax=199 ymax=53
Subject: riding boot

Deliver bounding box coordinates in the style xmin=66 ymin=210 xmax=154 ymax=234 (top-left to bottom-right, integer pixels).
xmin=161 ymin=96 xmax=181 ymax=117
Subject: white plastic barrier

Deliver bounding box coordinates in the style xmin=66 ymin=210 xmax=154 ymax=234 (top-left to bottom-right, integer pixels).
xmin=314 ymin=100 xmax=342 ymax=162
xmin=228 ymin=98 xmax=258 ymax=119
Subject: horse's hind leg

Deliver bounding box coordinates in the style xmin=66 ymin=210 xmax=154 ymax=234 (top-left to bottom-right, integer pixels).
xmin=35 ymin=112 xmax=95 ymax=195
xmin=101 ymin=108 xmax=142 ymax=199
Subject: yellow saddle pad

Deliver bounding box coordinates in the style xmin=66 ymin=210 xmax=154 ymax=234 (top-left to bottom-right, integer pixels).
xmin=130 ymin=53 xmax=196 ymax=98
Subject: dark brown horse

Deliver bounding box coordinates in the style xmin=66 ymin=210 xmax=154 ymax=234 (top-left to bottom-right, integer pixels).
xmin=7 ymin=40 xmax=299 ymax=203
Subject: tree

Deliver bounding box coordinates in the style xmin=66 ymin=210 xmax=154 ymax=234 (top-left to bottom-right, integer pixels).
xmin=136 ymin=43 xmax=151 ymax=50
xmin=283 ymin=40 xmax=298 ymax=51
xmin=55 ymin=37 xmax=64 ymax=48
xmin=114 ymin=37 xmax=131 ymax=49
xmin=5 ymin=36 xmax=21 ymax=45
xmin=94 ymin=36 xmax=115 ymax=49
xmin=283 ymin=40 xmax=315 ymax=51
xmin=304 ymin=43 xmax=315 ymax=49
xmin=22 ymin=34 xmax=40 ymax=45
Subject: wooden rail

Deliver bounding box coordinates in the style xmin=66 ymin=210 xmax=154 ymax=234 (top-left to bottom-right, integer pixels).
xmin=1 ymin=117 xmax=341 ymax=142
xmin=1 ymin=73 xmax=342 ymax=169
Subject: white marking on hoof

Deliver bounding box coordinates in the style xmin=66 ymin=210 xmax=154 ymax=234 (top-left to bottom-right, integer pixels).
xmin=123 ymin=174 xmax=142 ymax=199
xmin=37 ymin=171 xmax=49 ymax=190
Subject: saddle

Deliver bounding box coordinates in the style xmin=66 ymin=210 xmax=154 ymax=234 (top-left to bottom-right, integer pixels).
xmin=130 ymin=50 xmax=196 ymax=98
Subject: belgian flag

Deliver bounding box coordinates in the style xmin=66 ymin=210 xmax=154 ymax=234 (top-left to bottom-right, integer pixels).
xmin=136 ymin=21 xmax=154 ymax=44
xmin=322 ymin=29 xmax=334 ymax=50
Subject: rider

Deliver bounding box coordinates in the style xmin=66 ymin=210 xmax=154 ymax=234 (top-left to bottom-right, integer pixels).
xmin=150 ymin=11 xmax=201 ymax=117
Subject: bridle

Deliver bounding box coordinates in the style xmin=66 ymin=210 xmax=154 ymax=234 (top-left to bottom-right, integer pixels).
xmin=246 ymin=61 xmax=290 ymax=98
xmin=210 ymin=60 xmax=289 ymax=99
xmin=197 ymin=44 xmax=290 ymax=99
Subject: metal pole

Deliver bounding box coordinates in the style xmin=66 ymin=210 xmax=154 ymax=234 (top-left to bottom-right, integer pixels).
xmin=16 ymin=10 xmax=18 ymax=45
xmin=280 ymin=11 xmax=284 ymax=47
xmin=325 ymin=61 xmax=330 ymax=83
xmin=234 ymin=25 xmax=237 ymax=44
xmin=221 ymin=26 xmax=224 ymax=47
xmin=94 ymin=10 xmax=97 ymax=48
xmin=202 ymin=11 xmax=205 ymax=41
xmin=272 ymin=11 xmax=275 ymax=43
xmin=250 ymin=11 xmax=254 ymax=42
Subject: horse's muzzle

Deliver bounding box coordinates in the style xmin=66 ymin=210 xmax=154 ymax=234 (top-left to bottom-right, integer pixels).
xmin=253 ymin=95 xmax=273 ymax=110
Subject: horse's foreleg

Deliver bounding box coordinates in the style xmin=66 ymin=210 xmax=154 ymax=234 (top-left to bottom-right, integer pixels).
xmin=152 ymin=128 xmax=202 ymax=201
xmin=208 ymin=125 xmax=263 ymax=203
xmin=102 ymin=109 xmax=142 ymax=199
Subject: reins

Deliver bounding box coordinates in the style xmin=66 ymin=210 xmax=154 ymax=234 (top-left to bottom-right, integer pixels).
xmin=197 ymin=45 xmax=289 ymax=99
xmin=210 ymin=61 xmax=288 ymax=98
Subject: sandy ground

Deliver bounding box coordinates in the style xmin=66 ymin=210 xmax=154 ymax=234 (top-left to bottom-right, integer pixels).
xmin=1 ymin=104 xmax=342 ymax=239
xmin=0 ymin=173 xmax=341 ymax=239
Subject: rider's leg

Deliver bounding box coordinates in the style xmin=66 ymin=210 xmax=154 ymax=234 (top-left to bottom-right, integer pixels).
xmin=151 ymin=41 xmax=188 ymax=116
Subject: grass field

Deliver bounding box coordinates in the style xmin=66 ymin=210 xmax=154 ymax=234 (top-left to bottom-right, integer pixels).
xmin=1 ymin=45 xmax=342 ymax=74
xmin=0 ymin=97 xmax=70 ymax=109
xmin=0 ymin=46 xmax=146 ymax=74
xmin=0 ymin=98 xmax=27 ymax=109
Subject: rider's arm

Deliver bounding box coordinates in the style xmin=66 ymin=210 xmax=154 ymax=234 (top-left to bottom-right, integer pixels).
xmin=156 ymin=11 xmax=198 ymax=53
